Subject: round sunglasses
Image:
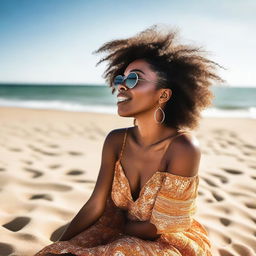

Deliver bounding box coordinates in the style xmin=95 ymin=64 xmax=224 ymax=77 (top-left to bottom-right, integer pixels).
xmin=113 ymin=72 xmax=157 ymax=89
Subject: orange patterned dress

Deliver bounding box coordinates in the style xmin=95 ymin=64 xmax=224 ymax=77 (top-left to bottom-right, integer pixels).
xmin=34 ymin=128 xmax=212 ymax=256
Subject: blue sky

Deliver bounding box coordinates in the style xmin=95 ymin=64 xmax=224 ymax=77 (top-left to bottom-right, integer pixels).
xmin=0 ymin=0 xmax=255 ymax=86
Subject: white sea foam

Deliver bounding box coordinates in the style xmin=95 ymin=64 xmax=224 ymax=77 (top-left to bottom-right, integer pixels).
xmin=0 ymin=98 xmax=255 ymax=118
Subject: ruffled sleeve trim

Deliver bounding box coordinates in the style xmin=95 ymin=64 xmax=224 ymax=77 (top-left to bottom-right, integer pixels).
xmin=149 ymin=174 xmax=199 ymax=234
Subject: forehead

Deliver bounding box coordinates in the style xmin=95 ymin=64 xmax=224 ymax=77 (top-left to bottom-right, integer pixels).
xmin=124 ymin=59 xmax=154 ymax=75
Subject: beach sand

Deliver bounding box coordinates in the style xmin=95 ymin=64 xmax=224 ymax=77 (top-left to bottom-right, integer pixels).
xmin=0 ymin=107 xmax=255 ymax=256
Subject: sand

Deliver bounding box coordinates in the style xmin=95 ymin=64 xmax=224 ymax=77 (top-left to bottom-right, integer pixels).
xmin=0 ymin=107 xmax=255 ymax=256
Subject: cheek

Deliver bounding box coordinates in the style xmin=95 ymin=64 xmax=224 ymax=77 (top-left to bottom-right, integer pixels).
xmin=130 ymin=91 xmax=158 ymax=112
xmin=117 ymin=87 xmax=159 ymax=115
xmin=133 ymin=88 xmax=158 ymax=106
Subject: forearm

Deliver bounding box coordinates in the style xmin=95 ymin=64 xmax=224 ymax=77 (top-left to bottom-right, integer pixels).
xmin=58 ymin=204 xmax=103 ymax=241
xmin=124 ymin=219 xmax=161 ymax=241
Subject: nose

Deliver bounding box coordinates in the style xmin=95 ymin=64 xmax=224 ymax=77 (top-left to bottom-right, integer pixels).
xmin=117 ymin=83 xmax=128 ymax=91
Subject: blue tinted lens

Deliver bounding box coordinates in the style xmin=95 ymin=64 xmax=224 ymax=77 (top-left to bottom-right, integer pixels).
xmin=125 ymin=72 xmax=138 ymax=88
xmin=113 ymin=72 xmax=138 ymax=88
xmin=113 ymin=75 xmax=123 ymax=86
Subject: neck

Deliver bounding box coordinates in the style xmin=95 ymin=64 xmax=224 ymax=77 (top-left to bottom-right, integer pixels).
xmin=134 ymin=119 xmax=178 ymax=148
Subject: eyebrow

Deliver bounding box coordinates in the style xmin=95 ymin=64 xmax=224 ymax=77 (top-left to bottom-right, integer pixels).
xmin=127 ymin=69 xmax=145 ymax=75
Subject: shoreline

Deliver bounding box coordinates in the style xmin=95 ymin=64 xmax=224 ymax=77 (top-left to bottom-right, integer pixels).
xmin=0 ymin=105 xmax=255 ymax=119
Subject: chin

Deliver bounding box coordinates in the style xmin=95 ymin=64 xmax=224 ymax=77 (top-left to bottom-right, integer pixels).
xmin=117 ymin=109 xmax=133 ymax=118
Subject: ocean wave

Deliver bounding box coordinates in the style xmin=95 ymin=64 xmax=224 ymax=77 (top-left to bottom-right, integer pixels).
xmin=0 ymin=98 xmax=255 ymax=118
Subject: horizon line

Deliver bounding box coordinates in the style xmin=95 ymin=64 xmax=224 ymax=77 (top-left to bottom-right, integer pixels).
xmin=0 ymin=82 xmax=255 ymax=88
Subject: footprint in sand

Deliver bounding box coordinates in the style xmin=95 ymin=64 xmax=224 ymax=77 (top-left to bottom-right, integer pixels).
xmin=67 ymin=151 xmax=83 ymax=156
xmin=28 ymin=144 xmax=61 ymax=156
xmin=236 ymin=156 xmax=245 ymax=162
xmin=230 ymin=192 xmax=249 ymax=197
xmin=244 ymin=202 xmax=256 ymax=209
xmin=202 ymin=177 xmax=219 ymax=187
xmin=251 ymin=218 xmax=256 ymax=224
xmin=50 ymin=223 xmax=70 ymax=242
xmin=17 ymin=233 xmax=38 ymax=241
xmin=226 ymin=139 xmax=237 ymax=146
xmin=212 ymin=232 xmax=232 ymax=245
xmin=21 ymin=160 xmax=33 ymax=165
xmin=220 ymin=217 xmax=231 ymax=226
xmin=29 ymin=194 xmax=53 ymax=201
xmin=36 ymin=183 xmax=72 ymax=192
xmin=2 ymin=216 xmax=30 ymax=232
xmin=47 ymin=144 xmax=59 ymax=148
xmin=218 ymin=248 xmax=234 ymax=256
xmin=222 ymin=168 xmax=243 ymax=175
xmin=66 ymin=170 xmax=84 ymax=175
xmin=198 ymin=190 xmax=204 ymax=196
xmin=0 ymin=242 xmax=14 ymax=256
xmin=8 ymin=147 xmax=23 ymax=152
xmin=75 ymin=179 xmax=95 ymax=183
xmin=219 ymin=142 xmax=227 ymax=148
xmin=23 ymin=167 xmax=43 ymax=178
xmin=210 ymin=173 xmax=229 ymax=184
xmin=243 ymin=144 xmax=256 ymax=150
xmin=49 ymin=164 xmax=62 ymax=169
xmin=205 ymin=199 xmax=214 ymax=203
xmin=243 ymin=151 xmax=252 ymax=156
xmin=212 ymin=191 xmax=224 ymax=202
xmin=232 ymin=242 xmax=255 ymax=256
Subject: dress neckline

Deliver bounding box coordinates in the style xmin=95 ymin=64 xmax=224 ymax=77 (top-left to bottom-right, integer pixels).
xmin=116 ymin=127 xmax=199 ymax=203
xmin=115 ymin=159 xmax=198 ymax=204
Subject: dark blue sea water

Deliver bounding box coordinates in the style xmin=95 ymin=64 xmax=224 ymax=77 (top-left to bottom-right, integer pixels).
xmin=0 ymin=83 xmax=255 ymax=118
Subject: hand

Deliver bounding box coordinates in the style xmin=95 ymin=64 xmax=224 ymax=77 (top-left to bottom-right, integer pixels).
xmin=124 ymin=219 xmax=160 ymax=240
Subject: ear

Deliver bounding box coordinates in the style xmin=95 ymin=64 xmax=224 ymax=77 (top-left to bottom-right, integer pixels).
xmin=159 ymin=89 xmax=172 ymax=104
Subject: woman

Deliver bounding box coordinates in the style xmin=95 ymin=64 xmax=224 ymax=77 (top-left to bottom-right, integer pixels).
xmin=34 ymin=24 xmax=223 ymax=256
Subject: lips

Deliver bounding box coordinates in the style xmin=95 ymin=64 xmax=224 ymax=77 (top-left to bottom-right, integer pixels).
xmin=117 ymin=98 xmax=131 ymax=104
xmin=117 ymin=93 xmax=131 ymax=99
xmin=117 ymin=92 xmax=132 ymax=105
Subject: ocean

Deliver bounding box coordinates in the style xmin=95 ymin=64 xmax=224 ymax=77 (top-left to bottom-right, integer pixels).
xmin=0 ymin=83 xmax=255 ymax=119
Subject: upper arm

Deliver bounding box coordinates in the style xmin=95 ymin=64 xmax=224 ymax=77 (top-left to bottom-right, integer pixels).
xmin=85 ymin=129 xmax=120 ymax=213
xmin=166 ymin=134 xmax=201 ymax=177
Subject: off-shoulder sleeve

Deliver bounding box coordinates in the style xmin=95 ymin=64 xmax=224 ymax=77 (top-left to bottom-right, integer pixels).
xmin=149 ymin=174 xmax=199 ymax=234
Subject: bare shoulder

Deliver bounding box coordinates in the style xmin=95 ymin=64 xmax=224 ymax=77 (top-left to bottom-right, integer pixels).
xmin=107 ymin=127 xmax=130 ymax=137
xmin=105 ymin=127 xmax=132 ymax=156
xmin=166 ymin=132 xmax=201 ymax=177
xmin=85 ymin=127 xmax=131 ymax=212
xmin=106 ymin=127 xmax=130 ymax=141
xmin=172 ymin=132 xmax=201 ymax=151
xmin=104 ymin=127 xmax=127 ymax=144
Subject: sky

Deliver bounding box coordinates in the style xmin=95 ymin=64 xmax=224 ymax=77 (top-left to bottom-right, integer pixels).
xmin=0 ymin=0 xmax=255 ymax=87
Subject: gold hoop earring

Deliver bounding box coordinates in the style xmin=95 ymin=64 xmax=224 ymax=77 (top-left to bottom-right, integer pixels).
xmin=154 ymin=105 xmax=165 ymax=124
